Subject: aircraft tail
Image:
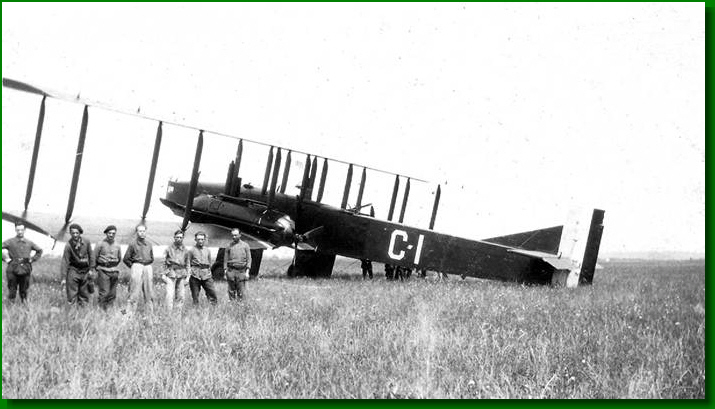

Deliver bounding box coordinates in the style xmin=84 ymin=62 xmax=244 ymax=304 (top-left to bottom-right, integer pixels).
xmin=556 ymin=208 xmax=606 ymax=286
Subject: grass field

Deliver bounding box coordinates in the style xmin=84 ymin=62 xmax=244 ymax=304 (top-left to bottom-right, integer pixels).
xmin=1 ymin=257 xmax=705 ymax=398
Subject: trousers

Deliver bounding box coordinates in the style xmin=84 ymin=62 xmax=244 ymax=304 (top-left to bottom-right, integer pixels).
xmin=226 ymin=267 xmax=248 ymax=300
xmin=6 ymin=263 xmax=31 ymax=301
xmin=128 ymin=263 xmax=154 ymax=310
xmin=97 ymin=269 xmax=119 ymax=310
xmin=66 ymin=266 xmax=91 ymax=306
xmin=189 ymin=276 xmax=217 ymax=305
xmin=162 ymin=275 xmax=187 ymax=308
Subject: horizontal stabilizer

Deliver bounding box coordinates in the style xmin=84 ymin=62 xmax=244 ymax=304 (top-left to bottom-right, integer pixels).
xmin=507 ymin=248 xmax=576 ymax=270
xmin=483 ymin=225 xmax=563 ymax=254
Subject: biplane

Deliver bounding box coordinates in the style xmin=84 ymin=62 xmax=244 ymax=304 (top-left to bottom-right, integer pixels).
xmin=1 ymin=78 xmax=605 ymax=287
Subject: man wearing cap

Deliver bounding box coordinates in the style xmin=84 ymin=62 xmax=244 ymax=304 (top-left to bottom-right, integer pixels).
xmin=2 ymin=222 xmax=43 ymax=302
xmin=223 ymin=228 xmax=251 ymax=301
xmin=61 ymin=223 xmax=95 ymax=306
xmin=162 ymin=230 xmax=190 ymax=309
xmin=123 ymin=224 xmax=155 ymax=311
xmin=92 ymin=225 xmax=122 ymax=310
xmin=188 ymin=232 xmax=217 ymax=305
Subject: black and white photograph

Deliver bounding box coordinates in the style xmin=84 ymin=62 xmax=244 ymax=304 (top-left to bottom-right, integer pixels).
xmin=1 ymin=3 xmax=704 ymax=398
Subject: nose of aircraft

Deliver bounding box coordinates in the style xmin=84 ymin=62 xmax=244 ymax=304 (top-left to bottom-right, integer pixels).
xmin=276 ymin=215 xmax=296 ymax=245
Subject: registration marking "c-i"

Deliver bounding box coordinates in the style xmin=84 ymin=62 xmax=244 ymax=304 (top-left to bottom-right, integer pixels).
xmin=388 ymin=230 xmax=425 ymax=264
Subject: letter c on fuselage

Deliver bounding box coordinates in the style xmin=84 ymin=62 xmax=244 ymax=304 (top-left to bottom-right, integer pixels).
xmin=388 ymin=230 xmax=408 ymax=260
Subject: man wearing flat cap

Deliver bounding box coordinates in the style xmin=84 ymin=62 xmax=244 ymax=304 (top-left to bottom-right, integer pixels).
xmin=61 ymin=223 xmax=94 ymax=306
xmin=91 ymin=225 xmax=122 ymax=310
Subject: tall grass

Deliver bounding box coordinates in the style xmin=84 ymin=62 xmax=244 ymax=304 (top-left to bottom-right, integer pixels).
xmin=2 ymin=258 xmax=705 ymax=398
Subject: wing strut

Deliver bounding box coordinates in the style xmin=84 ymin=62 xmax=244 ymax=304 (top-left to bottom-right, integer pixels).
xmin=24 ymin=95 xmax=46 ymax=212
xmin=398 ymin=178 xmax=411 ymax=223
xmin=316 ymin=158 xmax=328 ymax=203
xmin=280 ymin=150 xmax=292 ymax=194
xmin=341 ymin=164 xmax=353 ymax=209
xmin=267 ymin=148 xmax=282 ymax=209
xmin=261 ymin=146 xmax=274 ymax=196
xmin=229 ymin=140 xmax=243 ymax=196
xmin=235 ymin=139 xmax=243 ymax=175
xmin=224 ymin=160 xmax=236 ymax=195
xmin=429 ymin=184 xmax=441 ymax=230
xmin=181 ymin=131 xmax=204 ymax=232
xmin=142 ymin=121 xmax=163 ymax=219
xmin=306 ymin=156 xmax=318 ymax=199
xmin=355 ymin=167 xmax=367 ymax=211
xmin=64 ymin=105 xmax=89 ymax=224
xmin=387 ymin=175 xmax=400 ymax=221
xmin=299 ymin=154 xmax=311 ymax=202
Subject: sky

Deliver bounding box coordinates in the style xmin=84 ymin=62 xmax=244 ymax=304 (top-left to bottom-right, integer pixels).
xmin=1 ymin=3 xmax=705 ymax=257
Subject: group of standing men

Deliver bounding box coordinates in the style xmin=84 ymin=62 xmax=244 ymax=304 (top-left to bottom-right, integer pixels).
xmin=1 ymin=222 xmax=252 ymax=310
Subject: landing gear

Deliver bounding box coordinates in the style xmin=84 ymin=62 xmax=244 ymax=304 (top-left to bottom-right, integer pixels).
xmin=286 ymin=250 xmax=335 ymax=278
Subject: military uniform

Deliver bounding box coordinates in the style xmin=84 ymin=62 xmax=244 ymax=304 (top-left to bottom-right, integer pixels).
xmin=188 ymin=246 xmax=217 ymax=305
xmin=224 ymin=240 xmax=251 ymax=301
xmin=162 ymin=243 xmax=189 ymax=308
xmin=61 ymin=237 xmax=95 ymax=306
xmin=92 ymin=239 xmax=122 ymax=310
xmin=2 ymin=237 xmax=42 ymax=302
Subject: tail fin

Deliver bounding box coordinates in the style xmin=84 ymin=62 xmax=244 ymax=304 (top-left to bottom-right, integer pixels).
xmin=558 ymin=208 xmax=606 ymax=285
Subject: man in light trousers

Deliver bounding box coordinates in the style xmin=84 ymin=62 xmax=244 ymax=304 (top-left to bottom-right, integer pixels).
xmin=122 ymin=225 xmax=155 ymax=312
xmin=162 ymin=229 xmax=189 ymax=309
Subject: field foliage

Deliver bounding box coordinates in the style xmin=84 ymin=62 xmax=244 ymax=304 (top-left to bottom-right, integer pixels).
xmin=1 ymin=257 xmax=705 ymax=398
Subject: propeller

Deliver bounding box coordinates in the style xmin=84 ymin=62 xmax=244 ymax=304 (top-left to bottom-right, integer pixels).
xmin=346 ymin=203 xmax=373 ymax=214
xmin=294 ymin=225 xmax=324 ymax=251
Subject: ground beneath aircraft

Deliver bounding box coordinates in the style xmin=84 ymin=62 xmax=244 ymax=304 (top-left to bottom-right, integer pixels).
xmin=1 ymin=258 xmax=704 ymax=398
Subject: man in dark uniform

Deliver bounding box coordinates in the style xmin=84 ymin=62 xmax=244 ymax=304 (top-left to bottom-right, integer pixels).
xmin=92 ymin=225 xmax=122 ymax=310
xmin=188 ymin=232 xmax=217 ymax=305
xmin=1 ymin=222 xmax=43 ymax=302
xmin=360 ymin=259 xmax=373 ymax=279
xmin=61 ymin=223 xmax=95 ymax=306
